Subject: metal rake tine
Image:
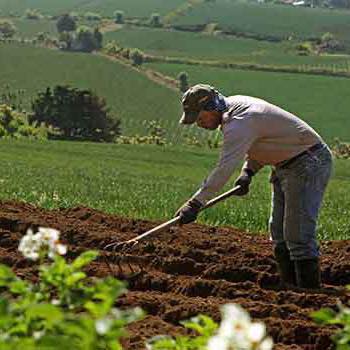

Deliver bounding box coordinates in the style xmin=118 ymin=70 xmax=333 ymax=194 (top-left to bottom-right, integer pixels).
xmin=101 ymin=251 xmax=115 ymax=276
xmin=105 ymin=239 xmax=139 ymax=251
xmin=127 ymin=260 xmax=135 ymax=274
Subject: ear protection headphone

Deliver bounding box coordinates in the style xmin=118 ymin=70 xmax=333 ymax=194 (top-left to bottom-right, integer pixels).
xmin=202 ymin=87 xmax=227 ymax=112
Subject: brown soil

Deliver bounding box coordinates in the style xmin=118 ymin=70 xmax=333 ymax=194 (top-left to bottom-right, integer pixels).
xmin=0 ymin=201 xmax=348 ymax=350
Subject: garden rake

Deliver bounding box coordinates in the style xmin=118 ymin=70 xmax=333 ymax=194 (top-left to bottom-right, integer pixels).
xmin=103 ymin=185 xmax=243 ymax=278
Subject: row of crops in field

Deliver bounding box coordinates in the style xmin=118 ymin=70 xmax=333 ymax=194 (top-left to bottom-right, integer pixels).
xmin=146 ymin=62 xmax=350 ymax=142
xmin=105 ymin=26 xmax=350 ymax=68
xmin=0 ymin=139 xmax=348 ymax=240
xmin=0 ymin=43 xmax=181 ymax=136
xmin=172 ymin=0 xmax=350 ymax=51
xmin=0 ymin=0 xmax=186 ymax=17
xmin=1 ymin=42 xmax=350 ymax=142
xmin=12 ymin=18 xmax=57 ymax=37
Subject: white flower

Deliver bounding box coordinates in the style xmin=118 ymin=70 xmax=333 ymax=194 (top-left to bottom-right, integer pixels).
xmin=48 ymin=243 xmax=67 ymax=259
xmin=207 ymin=335 xmax=229 ymax=350
xmin=38 ymin=227 xmax=60 ymax=244
xmin=258 ymin=337 xmax=274 ymax=350
xmin=247 ymin=322 xmax=266 ymax=343
xmin=18 ymin=227 xmax=67 ymax=260
xmin=95 ymin=318 xmax=113 ymax=335
xmin=33 ymin=331 xmax=45 ymax=340
xmin=18 ymin=229 xmax=42 ymax=261
xmin=207 ymin=304 xmax=274 ymax=350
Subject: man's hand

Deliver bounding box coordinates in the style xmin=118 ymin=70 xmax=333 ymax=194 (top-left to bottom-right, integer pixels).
xmin=175 ymin=198 xmax=203 ymax=224
xmin=234 ymin=168 xmax=254 ymax=196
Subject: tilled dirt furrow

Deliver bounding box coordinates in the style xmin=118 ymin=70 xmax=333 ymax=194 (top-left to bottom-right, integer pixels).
xmin=0 ymin=201 xmax=348 ymax=350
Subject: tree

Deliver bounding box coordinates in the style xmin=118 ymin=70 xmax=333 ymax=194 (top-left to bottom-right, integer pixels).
xmin=114 ymin=10 xmax=124 ymax=24
xmin=73 ymin=25 xmax=101 ymax=52
xmin=58 ymin=31 xmax=74 ymax=50
xmin=56 ymin=14 xmax=76 ymax=33
xmin=24 ymin=8 xmax=42 ymax=20
xmin=129 ymin=48 xmax=144 ymax=65
xmin=31 ymin=86 xmax=121 ymax=142
xmin=84 ymin=12 xmax=101 ymax=21
xmin=150 ymin=13 xmax=162 ymax=27
xmin=0 ymin=20 xmax=16 ymax=38
xmin=93 ymin=27 xmax=103 ymax=49
xmin=178 ymin=72 xmax=189 ymax=93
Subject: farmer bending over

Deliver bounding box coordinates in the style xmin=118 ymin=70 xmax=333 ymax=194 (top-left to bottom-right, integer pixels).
xmin=175 ymin=84 xmax=333 ymax=290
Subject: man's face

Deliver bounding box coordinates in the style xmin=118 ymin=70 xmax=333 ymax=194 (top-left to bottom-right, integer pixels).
xmin=196 ymin=110 xmax=222 ymax=130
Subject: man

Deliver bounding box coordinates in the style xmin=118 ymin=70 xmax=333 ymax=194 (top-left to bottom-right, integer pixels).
xmin=176 ymin=84 xmax=333 ymax=290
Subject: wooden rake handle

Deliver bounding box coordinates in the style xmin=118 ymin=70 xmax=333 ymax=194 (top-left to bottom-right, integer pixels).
xmin=105 ymin=185 xmax=242 ymax=249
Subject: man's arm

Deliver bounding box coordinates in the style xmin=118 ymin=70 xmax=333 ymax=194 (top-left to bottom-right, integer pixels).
xmin=192 ymin=117 xmax=257 ymax=204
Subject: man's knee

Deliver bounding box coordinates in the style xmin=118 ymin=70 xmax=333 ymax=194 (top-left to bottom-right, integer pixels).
xmin=269 ymin=216 xmax=283 ymax=242
xmin=286 ymin=240 xmax=319 ymax=260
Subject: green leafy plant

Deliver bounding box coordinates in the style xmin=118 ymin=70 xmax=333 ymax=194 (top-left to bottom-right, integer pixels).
xmin=0 ymin=104 xmax=56 ymax=140
xmin=147 ymin=304 xmax=273 ymax=350
xmin=332 ymin=139 xmax=350 ymax=159
xmin=312 ymin=293 xmax=350 ymax=349
xmin=0 ymin=227 xmax=143 ymax=349
xmin=146 ymin=315 xmax=218 ymax=350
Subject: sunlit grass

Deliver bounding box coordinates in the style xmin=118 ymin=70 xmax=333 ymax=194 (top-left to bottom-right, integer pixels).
xmin=0 ymin=139 xmax=348 ymax=240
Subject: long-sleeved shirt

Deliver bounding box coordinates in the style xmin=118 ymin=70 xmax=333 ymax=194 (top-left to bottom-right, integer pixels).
xmin=193 ymin=95 xmax=323 ymax=204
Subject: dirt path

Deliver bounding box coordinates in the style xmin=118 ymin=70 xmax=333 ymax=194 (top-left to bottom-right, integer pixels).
xmin=0 ymin=201 xmax=349 ymax=349
xmin=97 ymin=52 xmax=179 ymax=91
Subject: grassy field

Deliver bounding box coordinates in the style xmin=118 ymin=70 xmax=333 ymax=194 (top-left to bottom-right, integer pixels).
xmin=105 ymin=26 xmax=350 ymax=69
xmin=0 ymin=43 xmax=181 ymax=135
xmin=0 ymin=0 xmax=185 ymax=17
xmin=0 ymin=139 xmax=347 ymax=240
xmin=173 ymin=0 xmax=350 ymax=51
xmin=147 ymin=62 xmax=350 ymax=142
xmin=13 ymin=18 xmax=57 ymax=37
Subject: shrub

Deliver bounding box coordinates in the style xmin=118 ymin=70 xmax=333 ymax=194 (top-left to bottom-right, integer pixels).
xmin=150 ymin=13 xmax=162 ymax=27
xmin=93 ymin=28 xmax=103 ymax=49
xmin=31 ymin=85 xmax=121 ymax=142
xmin=84 ymin=12 xmax=101 ymax=21
xmin=0 ymin=20 xmax=17 ymax=38
xmin=114 ymin=10 xmax=124 ymax=24
xmin=56 ymin=14 xmax=77 ymax=33
xmin=24 ymin=9 xmax=43 ymax=20
xmin=0 ymin=104 xmax=55 ymax=140
xmin=104 ymin=41 xmax=122 ymax=55
xmin=295 ymin=41 xmax=314 ymax=55
xmin=332 ymin=139 xmax=350 ymax=159
xmin=58 ymin=31 xmax=74 ymax=50
xmin=71 ymin=25 xmax=103 ymax=52
xmin=317 ymin=32 xmax=344 ymax=53
xmin=117 ymin=120 xmax=167 ymax=146
xmin=178 ymin=71 xmax=189 ymax=93
xmin=129 ymin=48 xmax=145 ymax=66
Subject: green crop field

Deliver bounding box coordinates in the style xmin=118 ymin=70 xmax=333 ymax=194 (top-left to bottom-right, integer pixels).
xmin=173 ymin=0 xmax=350 ymax=51
xmin=105 ymin=26 xmax=350 ymax=69
xmin=0 ymin=43 xmax=181 ymax=135
xmin=0 ymin=139 xmax=348 ymax=240
xmin=0 ymin=0 xmax=185 ymax=17
xmin=147 ymin=62 xmax=350 ymax=142
xmin=12 ymin=18 xmax=57 ymax=37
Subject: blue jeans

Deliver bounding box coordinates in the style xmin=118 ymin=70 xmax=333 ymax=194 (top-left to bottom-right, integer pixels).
xmin=269 ymin=145 xmax=333 ymax=260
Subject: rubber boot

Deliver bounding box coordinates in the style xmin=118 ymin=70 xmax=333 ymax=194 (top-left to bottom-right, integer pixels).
xmin=295 ymin=258 xmax=321 ymax=289
xmin=274 ymin=243 xmax=296 ymax=287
